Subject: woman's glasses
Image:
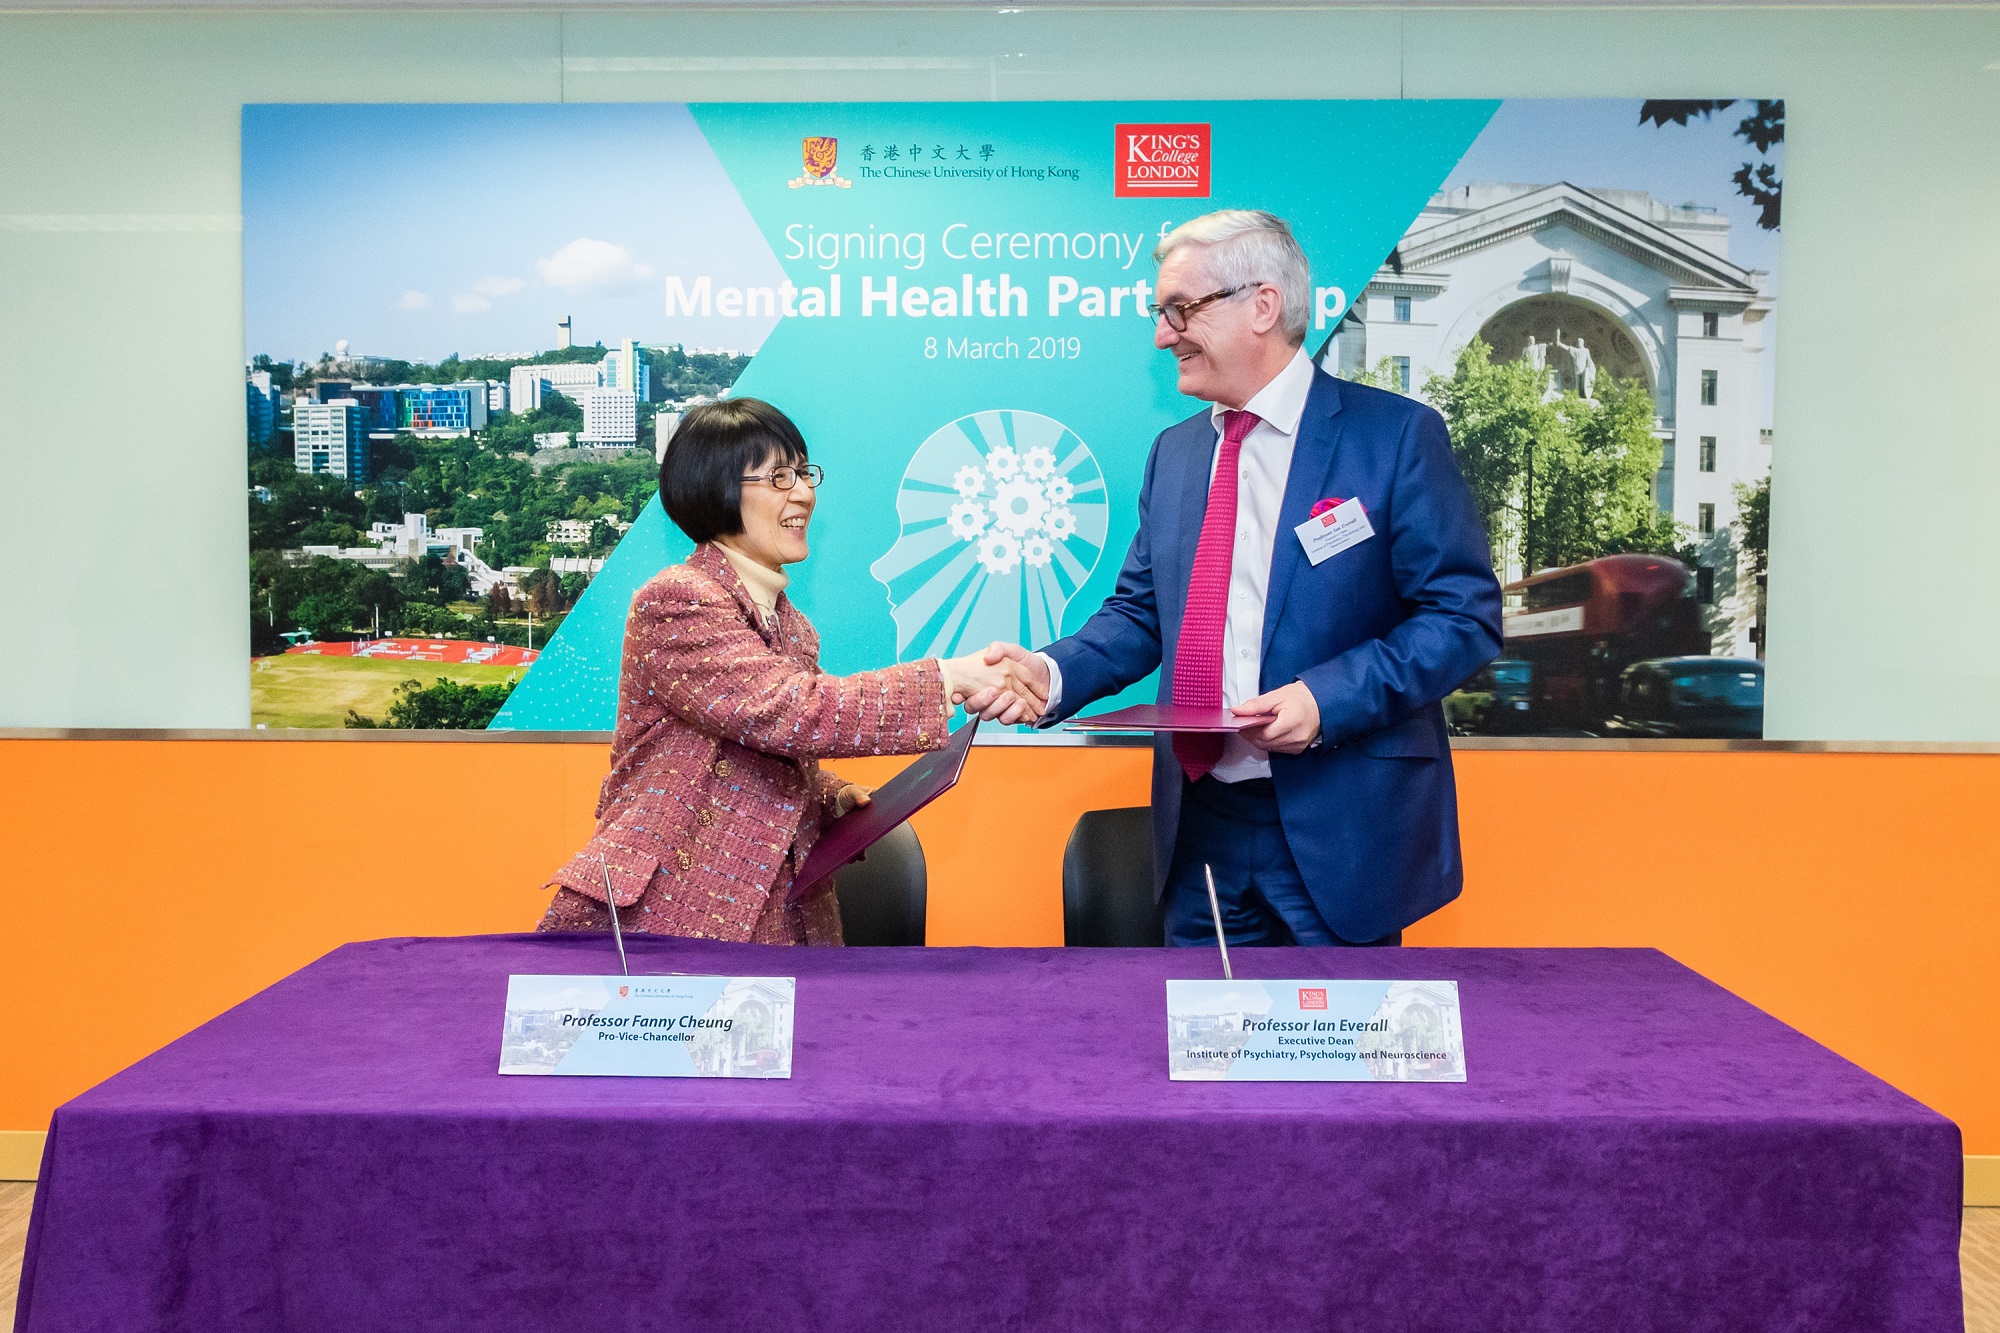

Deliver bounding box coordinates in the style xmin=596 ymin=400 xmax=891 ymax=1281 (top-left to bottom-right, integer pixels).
xmin=740 ymin=464 xmax=825 ymax=491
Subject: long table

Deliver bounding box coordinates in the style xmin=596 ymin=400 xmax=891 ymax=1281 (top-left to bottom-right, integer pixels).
xmin=15 ymin=935 xmax=1963 ymax=1332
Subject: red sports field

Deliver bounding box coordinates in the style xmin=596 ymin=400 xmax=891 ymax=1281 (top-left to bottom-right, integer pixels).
xmin=286 ymin=638 xmax=541 ymax=667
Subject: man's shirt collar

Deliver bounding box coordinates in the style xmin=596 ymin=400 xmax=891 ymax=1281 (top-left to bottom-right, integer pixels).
xmin=1209 ymin=345 xmax=1316 ymax=439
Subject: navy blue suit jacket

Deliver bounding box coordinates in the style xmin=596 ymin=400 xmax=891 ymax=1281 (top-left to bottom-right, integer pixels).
xmin=1044 ymin=367 xmax=1504 ymax=941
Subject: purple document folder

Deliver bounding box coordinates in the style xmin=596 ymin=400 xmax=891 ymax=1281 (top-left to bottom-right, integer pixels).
xmin=789 ymin=717 xmax=980 ymax=902
xmin=1062 ymin=704 xmax=1272 ymax=733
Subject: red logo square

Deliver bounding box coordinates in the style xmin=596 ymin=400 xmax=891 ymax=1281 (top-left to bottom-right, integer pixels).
xmin=1298 ymin=988 xmax=1328 ymax=1010
xmin=1114 ymin=123 xmax=1210 ymax=198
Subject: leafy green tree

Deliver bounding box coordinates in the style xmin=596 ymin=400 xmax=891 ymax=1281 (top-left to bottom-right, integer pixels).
xmin=248 ymin=470 xmax=368 ymax=554
xmin=293 ymin=590 xmax=360 ymax=639
xmin=1405 ymin=339 xmax=1682 ymax=575
xmin=295 ymin=519 xmax=363 ymax=548
xmin=399 ymin=601 xmax=467 ymax=636
xmin=1534 ymin=376 xmax=1675 ymax=568
xmin=518 ymin=567 xmax=566 ymax=617
xmin=407 ymin=553 xmax=472 ymax=603
xmin=1734 ymin=473 xmax=1771 ymax=577
xmin=1414 ymin=341 xmax=1563 ymax=569
xmin=644 ymin=345 xmax=752 ymax=401
xmin=1343 ymin=356 xmax=1412 ymax=395
xmin=251 ymin=354 xmax=295 ymax=392
xmin=346 ymin=675 xmax=518 ymax=729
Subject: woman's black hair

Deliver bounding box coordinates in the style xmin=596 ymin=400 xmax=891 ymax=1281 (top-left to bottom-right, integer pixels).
xmin=657 ymin=398 xmax=810 ymax=545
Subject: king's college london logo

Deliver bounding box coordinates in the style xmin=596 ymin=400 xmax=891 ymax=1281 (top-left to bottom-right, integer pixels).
xmin=788 ymin=136 xmax=852 ymax=189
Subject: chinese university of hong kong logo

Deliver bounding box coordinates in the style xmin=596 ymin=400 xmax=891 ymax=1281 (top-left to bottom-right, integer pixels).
xmin=618 ymin=986 xmax=630 ymax=998
xmin=1113 ymin=123 xmax=1210 ymax=198
xmin=1298 ymin=988 xmax=1328 ymax=1011
xmin=788 ymin=136 xmax=852 ymax=189
xmin=869 ymin=410 xmax=1110 ymax=666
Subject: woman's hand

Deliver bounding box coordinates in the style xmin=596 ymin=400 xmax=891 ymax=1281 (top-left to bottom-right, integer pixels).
xmin=943 ymin=648 xmax=1047 ymax=722
xmin=831 ymin=783 xmax=873 ymax=818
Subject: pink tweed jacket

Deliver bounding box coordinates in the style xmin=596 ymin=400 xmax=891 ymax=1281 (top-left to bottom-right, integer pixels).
xmin=537 ymin=542 xmax=950 ymax=945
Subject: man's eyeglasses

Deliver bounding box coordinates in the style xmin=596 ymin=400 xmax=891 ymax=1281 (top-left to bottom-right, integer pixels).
xmin=740 ymin=464 xmax=825 ymax=491
xmin=1148 ymin=286 xmax=1247 ymax=332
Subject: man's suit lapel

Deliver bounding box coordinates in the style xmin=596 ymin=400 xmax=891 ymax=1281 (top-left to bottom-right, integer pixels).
xmin=1261 ymin=370 xmax=1347 ymax=660
xmin=1160 ymin=413 xmax=1219 ymax=626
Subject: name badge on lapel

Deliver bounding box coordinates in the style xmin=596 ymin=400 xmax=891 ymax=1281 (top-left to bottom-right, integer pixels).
xmin=1294 ymin=498 xmax=1374 ymax=566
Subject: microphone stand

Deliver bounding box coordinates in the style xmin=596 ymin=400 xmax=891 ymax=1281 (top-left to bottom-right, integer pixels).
xmin=598 ymin=853 xmax=630 ymax=976
xmin=1203 ymin=863 xmax=1232 ymax=982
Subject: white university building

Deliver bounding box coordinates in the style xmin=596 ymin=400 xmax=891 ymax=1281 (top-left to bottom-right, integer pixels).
xmin=509 ymin=361 xmax=606 ymax=413
xmin=507 ymin=341 xmax=648 ymax=418
xmin=1326 ymin=181 xmax=1774 ymax=655
xmin=579 ymin=388 xmax=639 ymax=448
xmin=292 ymin=398 xmax=368 ymax=483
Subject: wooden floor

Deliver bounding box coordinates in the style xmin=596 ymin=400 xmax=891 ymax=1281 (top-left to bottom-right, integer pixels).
xmin=1971 ymin=1208 xmax=2000 ymax=1333
xmin=0 ymin=1181 xmax=1994 ymax=1328
xmin=2 ymin=1182 xmax=30 ymax=1330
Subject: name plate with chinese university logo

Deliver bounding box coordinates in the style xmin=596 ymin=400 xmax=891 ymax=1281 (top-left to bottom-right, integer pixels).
xmin=499 ymin=975 xmax=795 ymax=1078
xmin=1166 ymin=980 xmax=1465 ymax=1082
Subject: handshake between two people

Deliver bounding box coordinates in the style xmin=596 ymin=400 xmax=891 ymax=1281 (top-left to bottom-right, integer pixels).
xmin=939 ymin=643 xmax=1326 ymax=754
xmin=941 ymin=642 xmax=1050 ymax=727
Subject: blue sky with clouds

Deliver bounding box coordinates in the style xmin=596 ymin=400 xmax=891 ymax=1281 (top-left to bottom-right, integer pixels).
xmin=244 ymin=99 xmax=1782 ymax=368
xmin=243 ymin=103 xmax=785 ymax=362
xmin=1441 ymin=98 xmax=1783 ymax=282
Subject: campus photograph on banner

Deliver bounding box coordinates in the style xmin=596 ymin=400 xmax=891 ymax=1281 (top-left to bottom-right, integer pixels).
xmin=242 ymin=98 xmax=1781 ymax=738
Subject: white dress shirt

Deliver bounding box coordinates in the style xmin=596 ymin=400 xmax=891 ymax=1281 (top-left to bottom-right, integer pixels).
xmin=1041 ymin=346 xmax=1317 ymax=781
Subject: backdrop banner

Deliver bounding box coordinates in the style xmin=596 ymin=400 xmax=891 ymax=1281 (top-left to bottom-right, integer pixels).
xmin=243 ymin=99 xmax=1782 ymax=739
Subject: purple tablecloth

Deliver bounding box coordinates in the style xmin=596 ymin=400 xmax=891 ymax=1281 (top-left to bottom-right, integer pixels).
xmin=16 ymin=935 xmax=1963 ymax=1332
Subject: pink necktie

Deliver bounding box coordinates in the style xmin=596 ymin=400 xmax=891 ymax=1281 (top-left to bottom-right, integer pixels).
xmin=1173 ymin=409 xmax=1260 ymax=782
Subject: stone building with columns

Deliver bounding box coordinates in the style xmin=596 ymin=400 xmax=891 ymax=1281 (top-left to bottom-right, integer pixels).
xmin=1325 ymin=181 xmax=1774 ymax=656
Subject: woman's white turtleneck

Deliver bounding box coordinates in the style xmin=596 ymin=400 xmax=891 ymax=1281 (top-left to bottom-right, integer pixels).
xmin=716 ymin=539 xmax=959 ymax=698
xmin=715 ymin=541 xmax=789 ymax=623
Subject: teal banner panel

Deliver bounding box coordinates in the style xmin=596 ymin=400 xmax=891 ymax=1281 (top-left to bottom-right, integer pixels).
xmin=493 ymin=100 xmax=1495 ymax=730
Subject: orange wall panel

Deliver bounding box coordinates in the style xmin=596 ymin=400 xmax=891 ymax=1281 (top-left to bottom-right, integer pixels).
xmin=1432 ymin=750 xmax=2000 ymax=1155
xmin=1 ymin=740 xmax=1995 ymax=1155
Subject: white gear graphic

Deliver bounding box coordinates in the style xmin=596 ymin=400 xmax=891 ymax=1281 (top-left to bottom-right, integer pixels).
xmin=991 ymin=478 xmax=1049 ymax=535
xmin=985 ymin=445 xmax=1020 ymax=480
xmin=1046 ymin=475 xmax=1074 ymax=504
xmin=1023 ymin=445 xmax=1057 ymax=479
xmin=1043 ymin=506 xmax=1077 ymax=541
xmin=948 ymin=500 xmax=989 ymax=540
xmin=952 ymin=465 xmax=986 ymax=498
xmin=977 ymin=530 xmax=1020 ymax=575
xmin=1021 ymin=534 xmax=1054 ymax=568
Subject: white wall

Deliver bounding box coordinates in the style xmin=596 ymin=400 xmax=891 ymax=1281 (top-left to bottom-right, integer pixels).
xmin=1 ymin=6 xmax=1996 ymax=736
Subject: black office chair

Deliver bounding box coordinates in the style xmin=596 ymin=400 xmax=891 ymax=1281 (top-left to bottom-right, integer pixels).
xmin=1062 ymin=807 xmax=1165 ymax=947
xmin=833 ymin=823 xmax=928 ymax=946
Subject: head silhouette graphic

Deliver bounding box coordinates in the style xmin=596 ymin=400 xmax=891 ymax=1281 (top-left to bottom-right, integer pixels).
xmin=869 ymin=409 xmax=1109 ymax=661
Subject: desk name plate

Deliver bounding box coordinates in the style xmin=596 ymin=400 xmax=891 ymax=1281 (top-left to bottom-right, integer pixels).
xmin=500 ymin=974 xmax=796 ymax=1078
xmin=1166 ymin=980 xmax=1465 ymax=1082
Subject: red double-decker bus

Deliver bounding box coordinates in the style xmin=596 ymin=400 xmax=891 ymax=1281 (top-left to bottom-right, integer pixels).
xmin=1499 ymin=554 xmax=1710 ymax=727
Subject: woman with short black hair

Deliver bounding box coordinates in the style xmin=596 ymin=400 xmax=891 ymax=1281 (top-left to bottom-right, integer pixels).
xmin=537 ymin=398 xmax=1035 ymax=944
xmin=655 ymin=397 xmax=815 ymax=545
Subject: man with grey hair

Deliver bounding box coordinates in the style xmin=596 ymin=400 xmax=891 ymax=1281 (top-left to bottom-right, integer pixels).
xmin=970 ymin=208 xmax=1501 ymax=948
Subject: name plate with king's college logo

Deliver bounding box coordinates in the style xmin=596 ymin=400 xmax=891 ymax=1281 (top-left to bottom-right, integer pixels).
xmin=500 ymin=974 xmax=795 ymax=1078
xmin=1166 ymin=980 xmax=1465 ymax=1082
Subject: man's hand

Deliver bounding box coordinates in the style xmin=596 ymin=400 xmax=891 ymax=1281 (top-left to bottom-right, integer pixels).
xmin=960 ymin=642 xmax=1050 ymax=725
xmin=1234 ymin=682 xmax=1322 ymax=755
xmin=943 ymin=643 xmax=1045 ymax=723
